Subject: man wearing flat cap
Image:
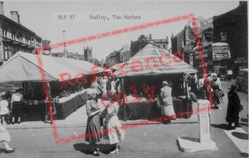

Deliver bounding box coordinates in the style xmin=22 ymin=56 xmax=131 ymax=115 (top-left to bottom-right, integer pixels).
xmin=160 ymin=81 xmax=176 ymax=122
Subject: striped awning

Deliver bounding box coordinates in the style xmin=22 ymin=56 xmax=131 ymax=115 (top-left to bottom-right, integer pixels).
xmin=114 ymin=42 xmax=197 ymax=77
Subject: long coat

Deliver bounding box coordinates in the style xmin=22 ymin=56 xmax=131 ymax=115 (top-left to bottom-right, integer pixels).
xmin=160 ymin=86 xmax=173 ymax=105
xmin=226 ymin=90 xmax=241 ymax=123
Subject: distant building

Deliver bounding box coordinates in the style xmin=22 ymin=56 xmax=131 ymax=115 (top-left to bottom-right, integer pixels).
xmin=213 ymin=1 xmax=247 ymax=67
xmin=51 ymin=52 xmax=79 ymax=59
xmin=130 ymin=34 xmax=169 ymax=57
xmin=0 ymin=1 xmax=42 ymax=64
xmin=120 ymin=45 xmax=131 ymax=62
xmin=171 ymin=26 xmax=192 ymax=63
xmin=106 ymin=50 xmax=120 ymax=67
xmin=41 ymin=39 xmax=52 ymax=55
xmin=83 ymin=46 xmax=92 ymax=62
xmin=91 ymin=58 xmax=99 ymax=66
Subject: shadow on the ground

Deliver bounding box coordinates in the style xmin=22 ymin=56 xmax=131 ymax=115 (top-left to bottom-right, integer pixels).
xmin=73 ymin=143 xmax=115 ymax=155
xmin=232 ymin=132 xmax=249 ymax=140
xmin=211 ymin=123 xmax=232 ymax=130
xmin=0 ymin=148 xmax=5 ymax=153
xmin=241 ymin=152 xmax=249 ymax=157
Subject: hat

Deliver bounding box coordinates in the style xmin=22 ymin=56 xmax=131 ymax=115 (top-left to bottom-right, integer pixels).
xmin=162 ymin=81 xmax=168 ymax=86
xmin=230 ymin=84 xmax=238 ymax=90
xmin=211 ymin=73 xmax=217 ymax=77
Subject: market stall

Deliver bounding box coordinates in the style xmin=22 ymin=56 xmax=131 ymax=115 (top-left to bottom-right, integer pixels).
xmin=0 ymin=51 xmax=103 ymax=121
xmin=113 ymin=42 xmax=197 ymax=120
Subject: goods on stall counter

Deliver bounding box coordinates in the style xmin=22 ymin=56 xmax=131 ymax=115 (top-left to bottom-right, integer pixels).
xmin=23 ymin=98 xmax=59 ymax=106
xmin=125 ymin=95 xmax=147 ymax=104
xmin=58 ymin=89 xmax=88 ymax=103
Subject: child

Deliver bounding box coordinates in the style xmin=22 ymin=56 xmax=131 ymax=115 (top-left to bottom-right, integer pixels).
xmin=0 ymin=95 xmax=9 ymax=125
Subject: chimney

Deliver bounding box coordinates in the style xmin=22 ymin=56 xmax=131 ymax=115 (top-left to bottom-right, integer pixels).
xmin=10 ymin=11 xmax=20 ymax=24
xmin=0 ymin=1 xmax=4 ymax=15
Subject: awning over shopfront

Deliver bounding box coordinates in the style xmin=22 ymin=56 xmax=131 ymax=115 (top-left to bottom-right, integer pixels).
xmin=114 ymin=42 xmax=197 ymax=77
xmin=0 ymin=51 xmax=103 ymax=83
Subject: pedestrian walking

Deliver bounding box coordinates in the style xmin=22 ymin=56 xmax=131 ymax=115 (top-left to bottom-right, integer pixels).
xmin=103 ymin=94 xmax=125 ymax=154
xmin=10 ymin=88 xmax=24 ymax=124
xmin=160 ymin=81 xmax=176 ymax=123
xmin=210 ymin=73 xmax=224 ymax=109
xmin=85 ymin=89 xmax=102 ymax=156
xmin=226 ymin=84 xmax=243 ymax=129
xmin=0 ymin=95 xmax=9 ymax=125
xmin=91 ymin=78 xmax=103 ymax=102
xmin=0 ymin=124 xmax=15 ymax=153
xmin=197 ymin=73 xmax=208 ymax=99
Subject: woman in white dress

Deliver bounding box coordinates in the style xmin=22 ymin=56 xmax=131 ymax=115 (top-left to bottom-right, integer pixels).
xmin=103 ymin=95 xmax=125 ymax=154
xmin=160 ymin=81 xmax=176 ymax=122
xmin=0 ymin=124 xmax=15 ymax=153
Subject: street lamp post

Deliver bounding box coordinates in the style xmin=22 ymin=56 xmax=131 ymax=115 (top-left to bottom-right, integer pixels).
xmin=63 ymin=30 xmax=67 ymax=58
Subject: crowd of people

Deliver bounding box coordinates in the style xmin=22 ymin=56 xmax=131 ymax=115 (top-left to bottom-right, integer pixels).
xmin=188 ymin=72 xmax=225 ymax=109
xmin=0 ymin=69 xmax=244 ymax=155
xmin=188 ymin=71 xmax=244 ymax=130
xmin=0 ymin=88 xmax=24 ymax=125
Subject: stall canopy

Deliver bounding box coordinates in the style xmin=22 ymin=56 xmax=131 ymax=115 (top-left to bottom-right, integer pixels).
xmin=111 ymin=62 xmax=127 ymax=70
xmin=0 ymin=51 xmax=104 ymax=83
xmin=114 ymin=42 xmax=197 ymax=77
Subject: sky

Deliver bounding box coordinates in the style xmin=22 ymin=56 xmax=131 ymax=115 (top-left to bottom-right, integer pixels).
xmin=2 ymin=0 xmax=241 ymax=60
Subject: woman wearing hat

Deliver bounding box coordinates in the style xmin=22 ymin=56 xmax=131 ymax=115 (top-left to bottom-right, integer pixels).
xmin=210 ymin=73 xmax=224 ymax=109
xmin=160 ymin=81 xmax=176 ymax=123
xmin=85 ymin=89 xmax=102 ymax=156
xmin=226 ymin=84 xmax=242 ymax=129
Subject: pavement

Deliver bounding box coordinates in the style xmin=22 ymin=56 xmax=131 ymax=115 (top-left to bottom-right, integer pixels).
xmin=2 ymin=88 xmax=249 ymax=157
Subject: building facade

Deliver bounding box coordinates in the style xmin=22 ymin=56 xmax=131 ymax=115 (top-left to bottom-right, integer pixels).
xmin=105 ymin=50 xmax=120 ymax=67
xmin=0 ymin=1 xmax=42 ymax=64
xmin=171 ymin=25 xmax=195 ymax=63
xmin=120 ymin=45 xmax=131 ymax=63
xmin=213 ymin=1 xmax=248 ymax=68
xmin=83 ymin=46 xmax=92 ymax=62
xmin=130 ymin=34 xmax=169 ymax=57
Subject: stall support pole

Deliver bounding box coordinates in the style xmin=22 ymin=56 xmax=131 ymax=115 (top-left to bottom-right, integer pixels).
xmin=122 ymin=78 xmax=126 ymax=121
xmin=44 ymin=82 xmax=56 ymax=124
xmin=184 ymin=73 xmax=189 ymax=118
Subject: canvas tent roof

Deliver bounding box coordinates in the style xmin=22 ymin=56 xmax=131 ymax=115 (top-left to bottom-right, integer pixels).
xmin=0 ymin=51 xmax=103 ymax=83
xmin=111 ymin=62 xmax=127 ymax=70
xmin=114 ymin=42 xmax=197 ymax=77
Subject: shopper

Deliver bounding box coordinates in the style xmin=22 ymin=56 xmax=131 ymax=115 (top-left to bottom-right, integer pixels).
xmin=0 ymin=124 xmax=15 ymax=153
xmin=226 ymin=84 xmax=243 ymax=129
xmin=91 ymin=78 xmax=103 ymax=102
xmin=210 ymin=73 xmax=224 ymax=109
xmin=0 ymin=95 xmax=9 ymax=125
xmin=10 ymin=88 xmax=24 ymax=124
xmin=160 ymin=81 xmax=176 ymax=123
xmin=103 ymin=94 xmax=125 ymax=154
xmin=85 ymin=89 xmax=102 ymax=156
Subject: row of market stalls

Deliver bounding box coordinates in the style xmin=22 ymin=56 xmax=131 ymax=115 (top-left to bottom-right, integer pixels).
xmin=0 ymin=51 xmax=104 ymax=121
xmin=0 ymin=41 xmax=198 ymax=122
xmin=112 ymin=42 xmax=198 ymax=120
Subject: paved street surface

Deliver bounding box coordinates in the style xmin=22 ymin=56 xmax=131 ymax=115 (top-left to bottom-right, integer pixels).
xmin=0 ymin=79 xmax=248 ymax=158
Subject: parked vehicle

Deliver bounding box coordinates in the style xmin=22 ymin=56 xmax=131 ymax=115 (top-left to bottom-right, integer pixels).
xmin=214 ymin=66 xmax=233 ymax=80
xmin=235 ymin=68 xmax=248 ymax=93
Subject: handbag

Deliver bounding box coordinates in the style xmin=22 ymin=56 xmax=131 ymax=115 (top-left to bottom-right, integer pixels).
xmin=159 ymin=96 xmax=164 ymax=105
